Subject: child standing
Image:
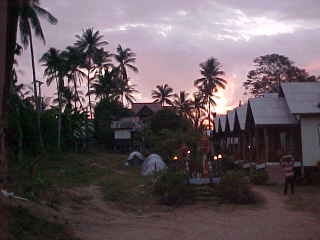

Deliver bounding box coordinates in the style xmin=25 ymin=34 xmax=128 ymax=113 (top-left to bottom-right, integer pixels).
xmin=280 ymin=154 xmax=295 ymax=195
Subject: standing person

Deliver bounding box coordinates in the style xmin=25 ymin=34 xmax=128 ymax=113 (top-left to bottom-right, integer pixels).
xmin=280 ymin=153 xmax=296 ymax=195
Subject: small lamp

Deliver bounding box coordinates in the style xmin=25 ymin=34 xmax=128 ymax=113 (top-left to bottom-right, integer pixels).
xmin=213 ymin=155 xmax=218 ymax=160
xmin=218 ymin=154 xmax=222 ymax=159
xmin=173 ymin=155 xmax=178 ymax=161
xmin=187 ymin=150 xmax=191 ymax=154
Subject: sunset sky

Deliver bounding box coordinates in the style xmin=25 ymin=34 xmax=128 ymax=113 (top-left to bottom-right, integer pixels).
xmin=18 ymin=0 xmax=320 ymax=113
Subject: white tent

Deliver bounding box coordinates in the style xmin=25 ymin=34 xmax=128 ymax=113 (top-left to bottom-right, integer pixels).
xmin=141 ymin=154 xmax=167 ymax=176
xmin=126 ymin=151 xmax=145 ymax=166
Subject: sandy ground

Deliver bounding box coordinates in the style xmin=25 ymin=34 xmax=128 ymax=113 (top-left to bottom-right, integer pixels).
xmin=58 ymin=185 xmax=320 ymax=240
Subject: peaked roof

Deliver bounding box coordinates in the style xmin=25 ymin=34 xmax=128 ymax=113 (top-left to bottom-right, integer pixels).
xmin=236 ymin=103 xmax=248 ymax=130
xmin=131 ymin=103 xmax=162 ymax=115
xmin=281 ymin=82 xmax=320 ymax=115
xmin=219 ymin=115 xmax=227 ymax=132
xmin=227 ymin=110 xmax=236 ymax=132
xmin=249 ymin=96 xmax=298 ymax=125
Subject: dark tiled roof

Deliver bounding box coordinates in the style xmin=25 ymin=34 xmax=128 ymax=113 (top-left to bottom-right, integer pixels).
xmin=131 ymin=103 xmax=162 ymax=115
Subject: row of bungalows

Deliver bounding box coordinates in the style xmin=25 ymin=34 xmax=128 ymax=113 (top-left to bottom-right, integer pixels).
xmin=213 ymin=82 xmax=320 ymax=177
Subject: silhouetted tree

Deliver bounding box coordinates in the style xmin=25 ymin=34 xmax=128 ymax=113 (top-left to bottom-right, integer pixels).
xmin=75 ymin=28 xmax=108 ymax=119
xmin=152 ymin=84 xmax=174 ymax=106
xmin=194 ymin=57 xmax=226 ymax=130
xmin=173 ymin=91 xmax=192 ymax=118
xmin=18 ymin=0 xmax=58 ymax=150
xmin=243 ymin=53 xmax=317 ymax=97
xmin=114 ymin=44 xmax=138 ymax=82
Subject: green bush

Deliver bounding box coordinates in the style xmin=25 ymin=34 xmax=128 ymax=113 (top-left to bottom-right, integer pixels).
xmin=9 ymin=206 xmax=80 ymax=240
xmin=153 ymin=171 xmax=190 ymax=205
xmin=145 ymin=129 xmax=200 ymax=163
xmin=250 ymin=170 xmax=269 ymax=185
xmin=216 ymin=171 xmax=256 ymax=204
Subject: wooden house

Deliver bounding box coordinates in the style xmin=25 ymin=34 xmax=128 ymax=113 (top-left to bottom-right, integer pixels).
xmin=226 ymin=109 xmax=238 ymax=154
xmin=218 ymin=115 xmax=227 ymax=153
xmin=246 ymin=94 xmax=300 ymax=168
xmin=111 ymin=117 xmax=143 ymax=152
xmin=280 ymin=82 xmax=320 ymax=169
xmin=213 ymin=115 xmax=222 ymax=153
xmin=234 ymin=104 xmax=249 ymax=164
xmin=111 ymin=103 xmax=163 ymax=152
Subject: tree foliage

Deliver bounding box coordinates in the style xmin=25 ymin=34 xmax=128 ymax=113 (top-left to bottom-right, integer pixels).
xmin=194 ymin=57 xmax=226 ymax=130
xmin=243 ymin=53 xmax=317 ymax=97
xmin=152 ymin=84 xmax=174 ymax=106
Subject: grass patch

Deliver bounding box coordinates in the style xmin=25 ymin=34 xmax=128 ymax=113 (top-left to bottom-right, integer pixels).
xmin=9 ymin=206 xmax=79 ymax=240
xmin=101 ymin=166 xmax=155 ymax=210
xmin=9 ymin=151 xmax=127 ymax=202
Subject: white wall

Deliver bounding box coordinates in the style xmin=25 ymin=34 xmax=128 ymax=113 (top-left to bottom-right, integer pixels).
xmin=114 ymin=130 xmax=131 ymax=139
xmin=301 ymin=116 xmax=320 ymax=166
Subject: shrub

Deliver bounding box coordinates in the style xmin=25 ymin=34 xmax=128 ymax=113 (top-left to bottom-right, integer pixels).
xmin=153 ymin=171 xmax=190 ymax=205
xmin=146 ymin=129 xmax=201 ymax=163
xmin=216 ymin=171 xmax=256 ymax=204
xmin=250 ymin=170 xmax=269 ymax=185
xmin=307 ymin=170 xmax=320 ymax=185
xmin=9 ymin=206 xmax=80 ymax=240
xmin=220 ymin=156 xmax=239 ymax=173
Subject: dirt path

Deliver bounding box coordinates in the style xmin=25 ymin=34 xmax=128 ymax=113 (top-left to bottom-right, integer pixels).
xmin=62 ymin=186 xmax=320 ymax=240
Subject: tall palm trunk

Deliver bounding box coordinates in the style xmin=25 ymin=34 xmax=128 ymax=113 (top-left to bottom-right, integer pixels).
xmin=56 ymin=77 xmax=62 ymax=151
xmin=208 ymin=95 xmax=211 ymax=131
xmin=121 ymin=63 xmax=128 ymax=82
xmin=73 ymin=76 xmax=83 ymax=110
xmin=87 ymin=68 xmax=93 ymax=119
xmin=29 ymin=31 xmax=44 ymax=151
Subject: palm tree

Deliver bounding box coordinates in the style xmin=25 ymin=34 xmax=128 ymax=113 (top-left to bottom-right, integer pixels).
xmin=63 ymin=46 xmax=86 ymax=111
xmin=40 ymin=48 xmax=64 ymax=150
xmin=114 ymin=44 xmax=138 ymax=83
xmin=94 ymin=47 xmax=113 ymax=76
xmin=194 ymin=57 xmax=227 ymax=130
xmin=91 ymin=68 xmax=121 ymax=102
xmin=173 ymin=91 xmax=192 ymax=118
xmin=18 ymin=0 xmax=58 ymax=149
xmin=189 ymin=92 xmax=206 ymax=129
xmin=74 ymin=28 xmax=108 ymax=119
xmin=119 ymin=79 xmax=138 ymax=106
xmin=152 ymin=84 xmax=174 ymax=106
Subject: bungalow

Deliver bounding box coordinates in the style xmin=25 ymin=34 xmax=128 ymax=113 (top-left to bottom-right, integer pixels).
xmin=218 ymin=115 xmax=227 ymax=152
xmin=234 ymin=104 xmax=248 ymax=164
xmin=246 ymin=93 xmax=300 ymax=168
xmin=111 ymin=102 xmax=163 ymax=152
xmin=226 ymin=109 xmax=238 ymax=155
xmin=280 ymin=82 xmax=320 ymax=169
xmin=213 ymin=115 xmax=221 ymax=153
xmin=211 ymin=82 xmax=320 ymax=181
xmin=111 ymin=117 xmax=143 ymax=152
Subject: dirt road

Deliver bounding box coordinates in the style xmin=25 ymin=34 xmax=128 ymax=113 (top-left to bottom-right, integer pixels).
xmin=63 ymin=186 xmax=320 ymax=240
